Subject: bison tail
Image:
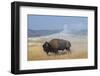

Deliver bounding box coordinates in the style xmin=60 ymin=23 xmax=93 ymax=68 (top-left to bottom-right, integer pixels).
xmin=69 ymin=42 xmax=71 ymax=47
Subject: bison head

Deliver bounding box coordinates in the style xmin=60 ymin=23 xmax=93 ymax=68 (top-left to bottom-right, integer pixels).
xmin=42 ymin=42 xmax=52 ymax=54
xmin=43 ymin=42 xmax=50 ymax=50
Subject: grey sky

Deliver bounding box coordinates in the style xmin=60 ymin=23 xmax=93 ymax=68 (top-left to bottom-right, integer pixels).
xmin=28 ymin=15 xmax=88 ymax=30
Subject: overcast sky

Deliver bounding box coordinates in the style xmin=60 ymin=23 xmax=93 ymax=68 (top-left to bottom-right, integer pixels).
xmin=28 ymin=15 xmax=88 ymax=31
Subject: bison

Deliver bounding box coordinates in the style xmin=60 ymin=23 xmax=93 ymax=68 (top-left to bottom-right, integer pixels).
xmin=42 ymin=39 xmax=71 ymax=55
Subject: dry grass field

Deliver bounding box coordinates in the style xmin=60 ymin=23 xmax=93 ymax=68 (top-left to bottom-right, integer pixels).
xmin=28 ymin=37 xmax=88 ymax=61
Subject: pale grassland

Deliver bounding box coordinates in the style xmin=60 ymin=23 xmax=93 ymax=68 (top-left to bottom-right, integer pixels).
xmin=28 ymin=37 xmax=88 ymax=61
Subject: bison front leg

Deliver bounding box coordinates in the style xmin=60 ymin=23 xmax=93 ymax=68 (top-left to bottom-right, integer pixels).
xmin=46 ymin=52 xmax=51 ymax=56
xmin=46 ymin=52 xmax=49 ymax=55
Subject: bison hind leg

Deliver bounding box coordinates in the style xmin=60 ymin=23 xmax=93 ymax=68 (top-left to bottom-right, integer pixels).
xmin=54 ymin=50 xmax=59 ymax=55
xmin=66 ymin=47 xmax=71 ymax=54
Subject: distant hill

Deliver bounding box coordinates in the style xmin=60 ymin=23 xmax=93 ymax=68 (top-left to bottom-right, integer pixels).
xmin=69 ymin=29 xmax=88 ymax=36
xmin=28 ymin=29 xmax=62 ymax=37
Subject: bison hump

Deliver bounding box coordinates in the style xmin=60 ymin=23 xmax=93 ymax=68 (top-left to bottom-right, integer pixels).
xmin=49 ymin=39 xmax=59 ymax=49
